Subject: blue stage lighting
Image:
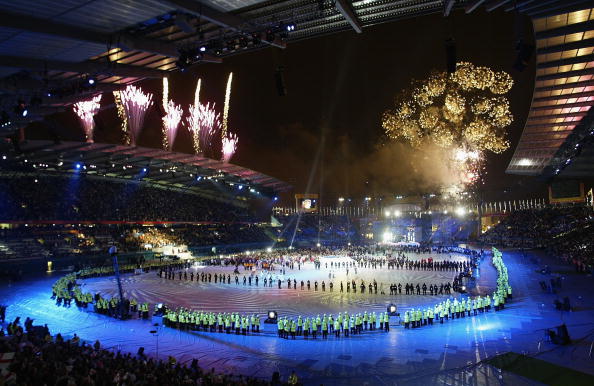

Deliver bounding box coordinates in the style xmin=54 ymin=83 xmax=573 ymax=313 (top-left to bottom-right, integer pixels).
xmin=75 ymin=163 xmax=82 ymax=169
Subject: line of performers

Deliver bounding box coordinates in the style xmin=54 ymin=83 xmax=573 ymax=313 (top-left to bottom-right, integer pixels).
xmin=162 ymin=309 xmax=262 ymax=335
xmin=402 ymin=247 xmax=512 ymax=328
xmin=277 ymin=312 xmax=391 ymax=339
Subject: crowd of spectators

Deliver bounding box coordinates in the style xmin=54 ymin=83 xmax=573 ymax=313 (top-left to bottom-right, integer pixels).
xmin=480 ymin=205 xmax=593 ymax=271
xmin=0 ymin=176 xmax=257 ymax=222
xmin=0 ymin=316 xmax=276 ymax=385
xmin=0 ymin=224 xmax=273 ymax=262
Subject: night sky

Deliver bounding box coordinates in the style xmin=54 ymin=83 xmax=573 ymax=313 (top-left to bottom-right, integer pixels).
xmin=30 ymin=8 xmax=547 ymax=204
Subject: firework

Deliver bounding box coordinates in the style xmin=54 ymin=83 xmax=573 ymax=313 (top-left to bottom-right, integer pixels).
xmin=73 ymin=94 xmax=102 ymax=142
xmin=194 ymin=78 xmax=201 ymax=106
xmin=382 ymin=62 xmax=513 ymax=154
xmin=113 ymin=91 xmax=129 ymax=144
xmin=119 ymin=85 xmax=153 ymax=146
xmin=162 ymin=100 xmax=183 ymax=151
xmin=162 ymin=77 xmax=169 ymax=110
xmin=382 ymin=62 xmax=513 ymax=192
xmin=221 ymin=133 xmax=238 ymax=163
xmin=186 ymin=102 xmax=221 ymax=157
xmin=222 ymin=72 xmax=233 ymax=140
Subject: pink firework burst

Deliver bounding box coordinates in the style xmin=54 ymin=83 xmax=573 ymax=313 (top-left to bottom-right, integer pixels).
xmin=186 ymin=102 xmax=221 ymax=157
xmin=162 ymin=100 xmax=183 ymax=151
xmin=119 ymin=85 xmax=153 ymax=146
xmin=73 ymin=95 xmax=102 ymax=142
xmin=221 ymin=133 xmax=239 ymax=163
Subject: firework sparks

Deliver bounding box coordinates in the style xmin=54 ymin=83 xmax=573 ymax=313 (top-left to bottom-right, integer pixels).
xmin=382 ymin=62 xmax=513 ymax=154
xmin=73 ymin=95 xmax=102 ymax=143
xmin=119 ymin=85 xmax=153 ymax=146
xmin=222 ymin=72 xmax=233 ymax=140
xmin=162 ymin=100 xmax=183 ymax=151
xmin=113 ymin=91 xmax=129 ymax=144
xmin=382 ymin=62 xmax=513 ymax=192
xmin=162 ymin=77 xmax=169 ymax=110
xmin=194 ymin=78 xmax=201 ymax=106
xmin=186 ymin=102 xmax=221 ymax=157
xmin=221 ymin=133 xmax=239 ymax=163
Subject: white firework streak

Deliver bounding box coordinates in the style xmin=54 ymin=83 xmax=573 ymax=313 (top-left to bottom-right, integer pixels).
xmin=73 ymin=94 xmax=102 ymax=142
xmin=119 ymin=85 xmax=153 ymax=146
xmin=221 ymin=72 xmax=233 ymax=140
xmin=162 ymin=100 xmax=183 ymax=151
xmin=221 ymin=132 xmax=239 ymax=163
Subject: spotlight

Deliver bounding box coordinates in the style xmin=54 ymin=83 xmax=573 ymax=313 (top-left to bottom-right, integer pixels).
xmin=199 ymin=45 xmax=206 ymax=52
xmin=238 ymin=185 xmax=243 ymax=190
xmin=88 ymin=78 xmax=95 ymax=85
xmin=75 ymin=162 xmax=82 ymax=169
xmin=265 ymin=311 xmax=278 ymax=323
xmin=316 ymin=243 xmax=321 ymax=247
xmin=286 ymin=23 xmax=296 ymax=32
xmin=142 ymin=167 xmax=147 ymax=173
xmin=387 ymin=304 xmax=398 ymax=316
xmin=14 ymin=100 xmax=27 ymax=117
xmin=273 ymin=196 xmax=278 ymax=201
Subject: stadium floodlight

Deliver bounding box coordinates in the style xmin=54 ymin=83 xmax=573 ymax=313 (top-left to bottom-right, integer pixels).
xmin=387 ymin=304 xmax=397 ymax=315
xmin=265 ymin=311 xmax=278 ymax=323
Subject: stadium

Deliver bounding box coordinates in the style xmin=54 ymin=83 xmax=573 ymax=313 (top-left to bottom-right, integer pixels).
xmin=0 ymin=1 xmax=594 ymax=385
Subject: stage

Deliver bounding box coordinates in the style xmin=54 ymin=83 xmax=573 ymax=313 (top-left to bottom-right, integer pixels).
xmin=2 ymin=250 xmax=594 ymax=385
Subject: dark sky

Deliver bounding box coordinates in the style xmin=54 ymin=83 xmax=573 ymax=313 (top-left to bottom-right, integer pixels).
xmin=31 ymin=8 xmax=547 ymax=203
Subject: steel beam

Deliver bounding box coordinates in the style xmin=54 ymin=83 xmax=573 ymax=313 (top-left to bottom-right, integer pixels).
xmin=166 ymin=0 xmax=286 ymax=48
xmin=537 ymin=38 xmax=594 ymax=55
xmin=0 ymin=55 xmax=166 ymax=78
xmin=535 ymin=79 xmax=594 ymax=92
xmin=536 ymin=68 xmax=594 ymax=81
xmin=535 ymin=19 xmax=594 ymax=40
xmin=537 ymin=54 xmax=594 ymax=70
xmin=335 ymin=0 xmax=363 ymax=33
xmin=533 ymin=90 xmax=594 ymax=103
xmin=465 ymin=0 xmax=488 ymax=13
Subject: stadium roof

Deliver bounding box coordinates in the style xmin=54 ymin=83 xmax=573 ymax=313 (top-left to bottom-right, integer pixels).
xmin=0 ymin=0 xmax=464 ymax=131
xmin=506 ymin=6 xmax=594 ymax=177
xmin=0 ymin=139 xmax=291 ymax=192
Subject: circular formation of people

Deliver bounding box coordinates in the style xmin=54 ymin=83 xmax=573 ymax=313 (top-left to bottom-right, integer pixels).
xmin=51 ymin=245 xmax=512 ymax=341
